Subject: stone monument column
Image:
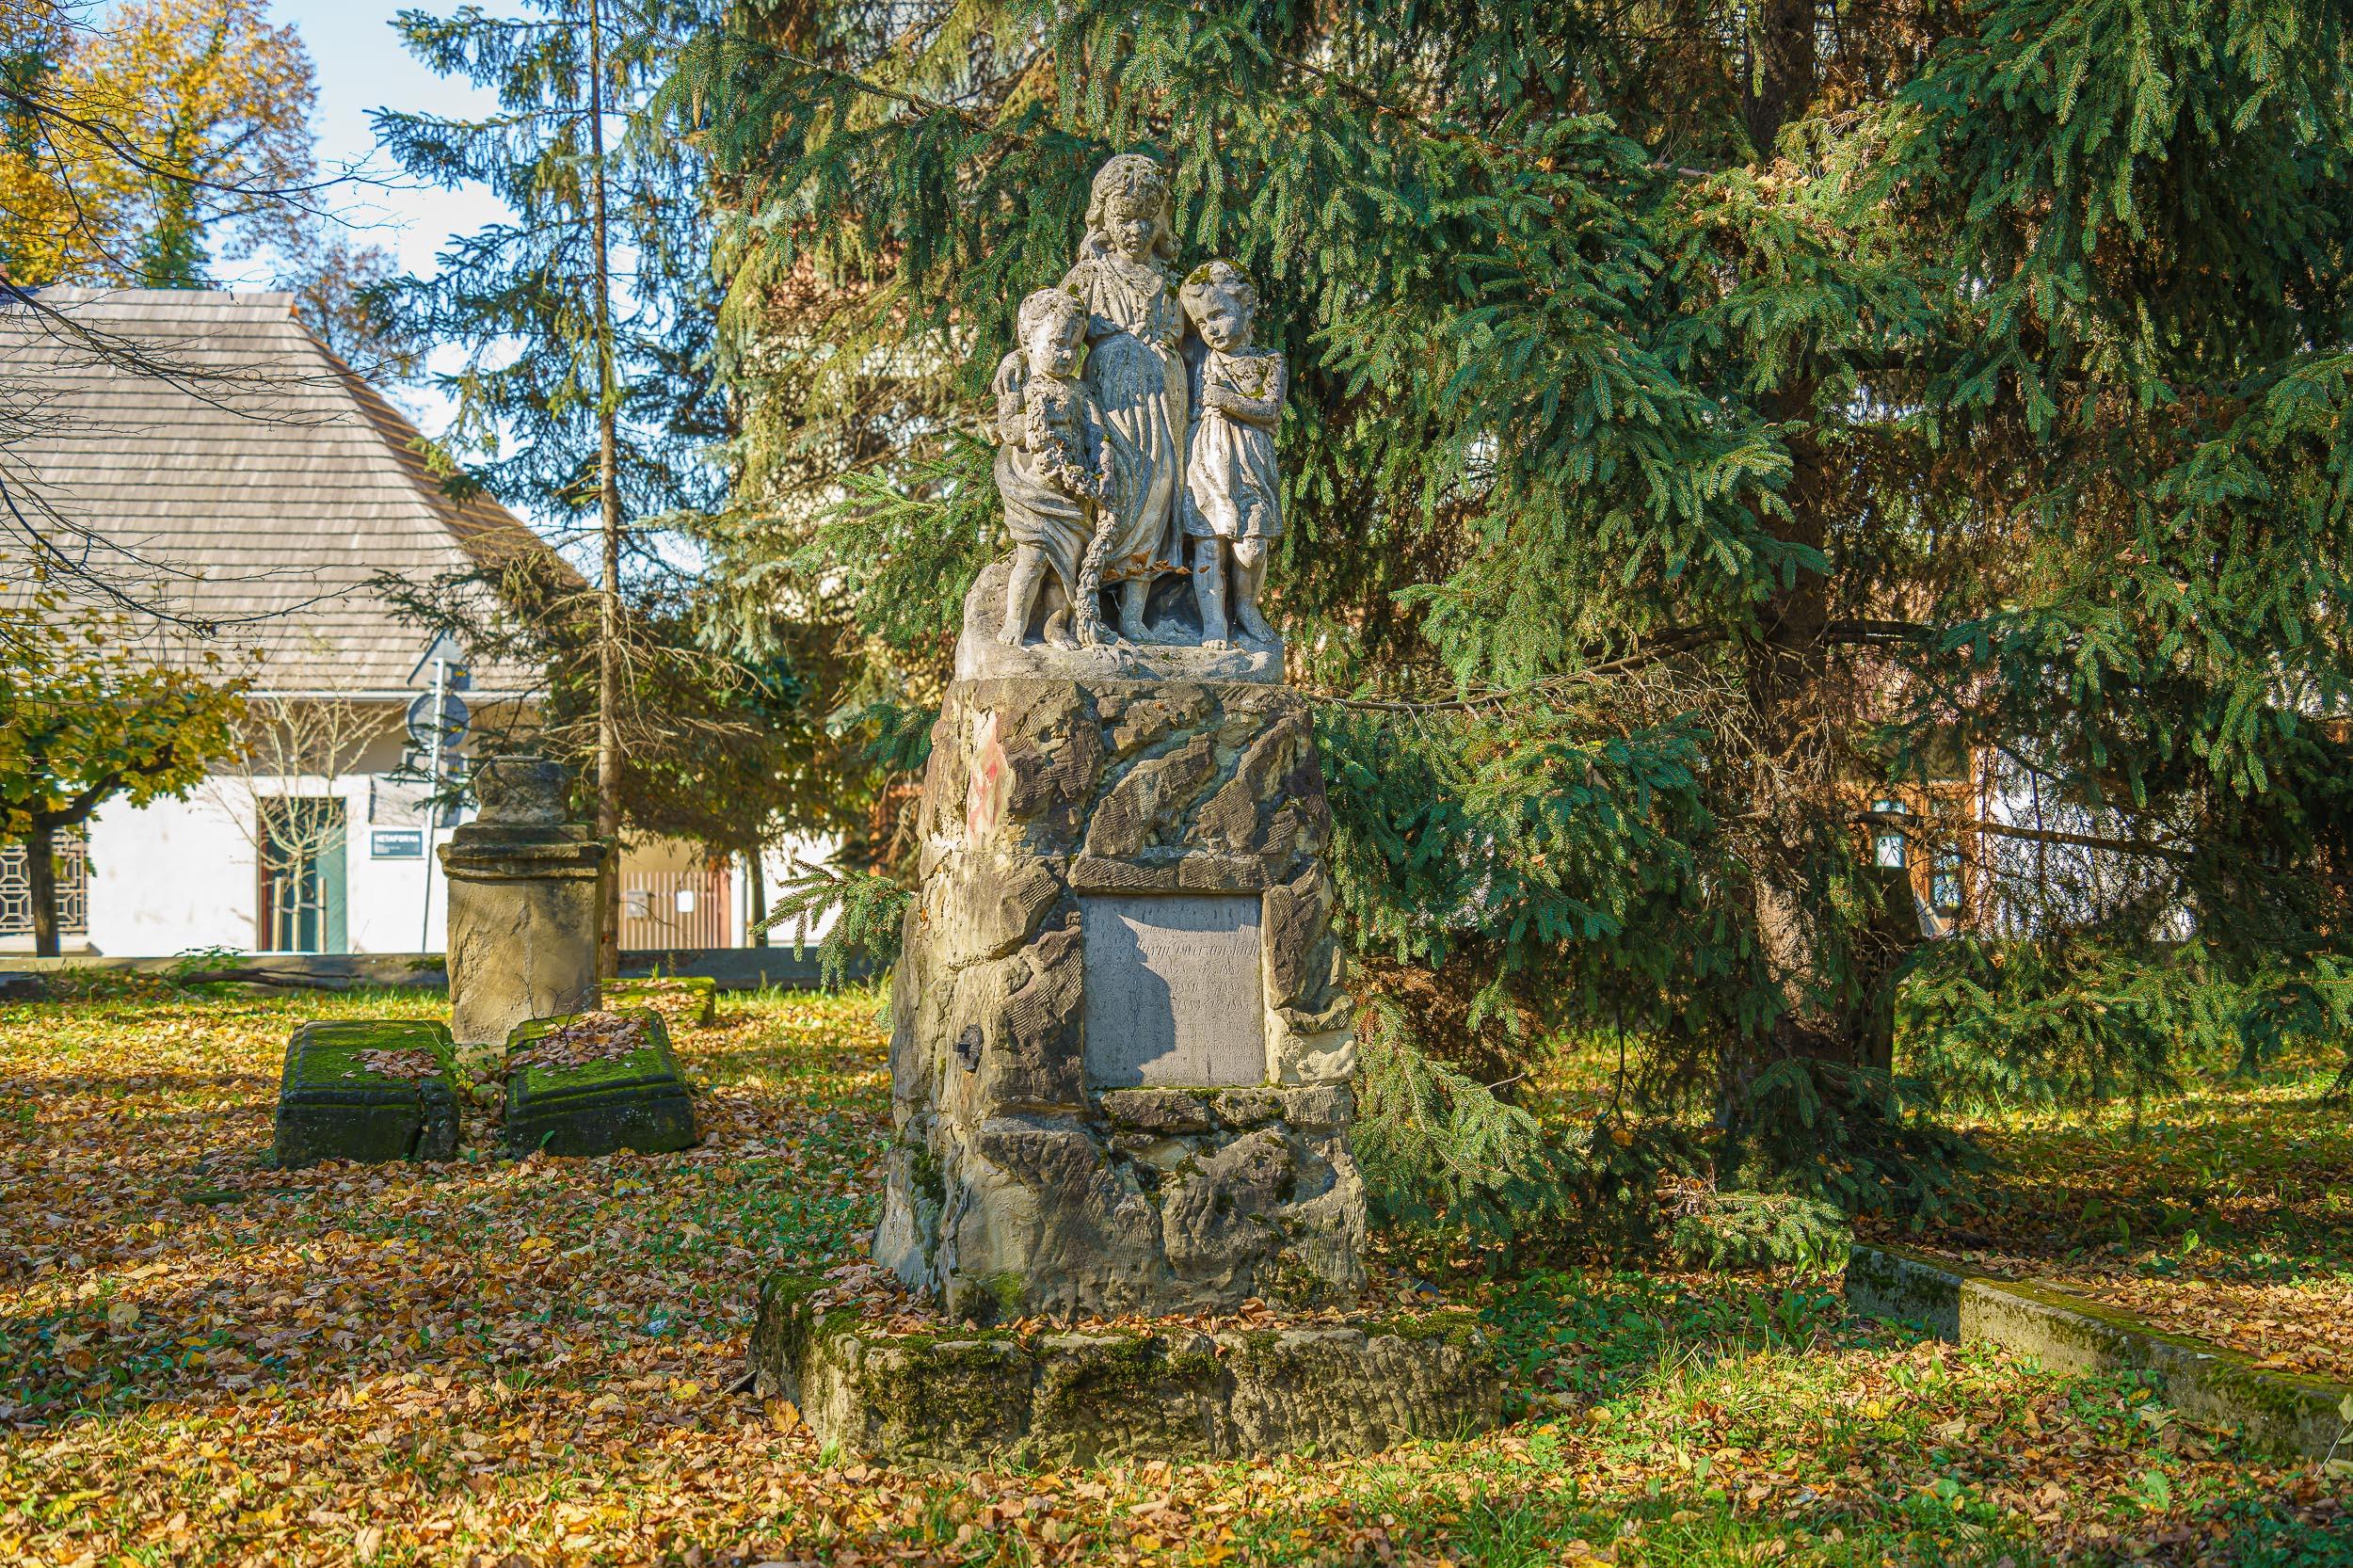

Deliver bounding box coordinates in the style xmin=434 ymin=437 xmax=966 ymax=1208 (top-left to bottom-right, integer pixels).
xmin=438 ymin=757 xmax=611 ymax=1050
xmin=873 ymin=580 xmax=1364 ymax=1322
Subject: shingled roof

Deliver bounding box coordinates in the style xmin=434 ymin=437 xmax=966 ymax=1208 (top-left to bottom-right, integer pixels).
xmin=0 ymin=287 xmax=565 ymax=696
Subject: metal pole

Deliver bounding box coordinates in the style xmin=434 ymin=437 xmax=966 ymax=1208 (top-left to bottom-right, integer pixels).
xmin=419 ymin=656 xmax=447 ymax=954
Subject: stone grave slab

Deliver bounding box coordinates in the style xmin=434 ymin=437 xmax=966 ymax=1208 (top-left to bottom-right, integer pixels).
xmin=1080 ymin=893 xmax=1266 ymax=1088
xmin=273 ymin=1019 xmax=459 ymax=1167
xmin=750 ymin=1272 xmax=1503 ymax=1465
xmin=502 ymin=1009 xmax=698 ymax=1159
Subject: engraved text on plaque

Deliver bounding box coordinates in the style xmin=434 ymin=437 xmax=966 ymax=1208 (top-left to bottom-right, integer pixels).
xmin=1080 ymin=894 xmax=1265 ymax=1087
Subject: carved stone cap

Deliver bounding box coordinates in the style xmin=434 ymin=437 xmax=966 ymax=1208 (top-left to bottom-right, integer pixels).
xmin=473 ymin=756 xmax=570 ymax=825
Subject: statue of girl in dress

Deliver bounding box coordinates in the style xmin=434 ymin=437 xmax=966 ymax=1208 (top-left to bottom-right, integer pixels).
xmin=1058 ymin=154 xmax=1189 ymax=641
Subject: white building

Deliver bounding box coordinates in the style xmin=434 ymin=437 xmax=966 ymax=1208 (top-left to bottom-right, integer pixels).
xmin=2 ymin=288 xmax=801 ymax=958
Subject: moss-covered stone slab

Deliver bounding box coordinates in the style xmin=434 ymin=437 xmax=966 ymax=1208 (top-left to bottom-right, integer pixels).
xmin=749 ymin=1272 xmax=1502 ymax=1465
xmin=606 ymin=975 xmax=718 ymax=1028
xmin=1847 ymin=1242 xmax=2350 ymax=1460
xmin=501 ymin=1009 xmax=698 ymax=1159
xmin=273 ymin=1020 xmax=458 ymax=1168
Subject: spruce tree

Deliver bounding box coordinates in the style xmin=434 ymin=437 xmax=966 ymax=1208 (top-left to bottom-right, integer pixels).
xmin=377 ymin=0 xmax=724 ymax=975
xmin=673 ymin=0 xmax=2353 ymax=1212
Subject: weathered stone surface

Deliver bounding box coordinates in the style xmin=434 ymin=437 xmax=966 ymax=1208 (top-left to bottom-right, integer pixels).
xmin=1083 ymin=733 xmax=1219 ymax=857
xmin=1847 ymin=1243 xmax=2349 ymax=1460
xmin=1098 ymin=1088 xmax=1214 ymax=1132
xmin=751 ymin=1273 xmax=1502 ymax=1465
xmin=877 ymin=674 xmax=1362 ymax=1320
xmin=1080 ymin=894 xmax=1266 ymax=1089
xmin=1220 ymin=1323 xmax=1503 ymax=1455
xmin=502 ymin=1011 xmax=698 ymax=1159
xmin=437 ymin=760 xmax=610 ymax=1048
xmin=273 ymin=1019 xmax=458 ymax=1167
xmin=956 ymin=560 xmax=1283 ymax=685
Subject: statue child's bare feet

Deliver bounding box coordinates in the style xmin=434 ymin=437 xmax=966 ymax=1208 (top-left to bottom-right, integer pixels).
xmin=996 ymin=619 xmax=1026 ymax=648
xmin=1237 ymin=605 xmax=1276 ymax=644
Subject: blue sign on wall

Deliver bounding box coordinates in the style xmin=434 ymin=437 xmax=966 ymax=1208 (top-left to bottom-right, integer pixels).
xmin=371 ymin=829 xmax=425 ymax=860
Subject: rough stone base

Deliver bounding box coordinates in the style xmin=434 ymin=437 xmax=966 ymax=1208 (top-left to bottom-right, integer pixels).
xmin=273 ymin=1020 xmax=459 ymax=1167
xmin=502 ymin=1011 xmax=699 ymax=1159
xmin=1847 ymin=1242 xmax=2349 ymax=1460
xmin=750 ymin=1273 xmax=1502 ymax=1465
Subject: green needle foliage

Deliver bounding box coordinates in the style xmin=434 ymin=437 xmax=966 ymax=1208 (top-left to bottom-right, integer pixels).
xmin=668 ymin=0 xmax=2353 ymax=1222
xmin=376 ymin=0 xmax=725 ymax=532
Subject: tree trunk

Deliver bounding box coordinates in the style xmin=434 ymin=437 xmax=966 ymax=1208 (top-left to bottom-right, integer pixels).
xmin=746 ymin=851 xmax=768 ymax=948
xmin=587 ymin=0 xmax=624 ymax=983
xmin=1722 ymin=0 xmax=1914 ymax=1120
xmin=26 ymin=817 xmax=58 ymax=959
xmin=1742 ymin=0 xmax=1817 ymax=156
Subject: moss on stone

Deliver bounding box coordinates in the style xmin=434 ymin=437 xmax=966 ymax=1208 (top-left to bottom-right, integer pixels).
xmin=275 ymin=1020 xmax=458 ymax=1167
xmin=1364 ymin=1309 xmax=1489 ymax=1357
xmin=502 ymin=1010 xmax=696 ymax=1159
xmin=980 ymin=1269 xmax=1027 ymax=1323
xmin=284 ymin=1020 xmax=454 ymax=1087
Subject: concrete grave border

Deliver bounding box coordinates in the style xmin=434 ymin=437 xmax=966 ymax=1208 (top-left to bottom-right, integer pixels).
xmin=1846 ymin=1241 xmax=2351 ymax=1461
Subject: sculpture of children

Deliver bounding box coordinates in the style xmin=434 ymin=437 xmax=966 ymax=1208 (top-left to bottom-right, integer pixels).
xmin=991 ymin=286 xmax=1119 ymax=648
xmin=1061 ymin=154 xmax=1191 ymax=641
xmin=1177 ymin=261 xmax=1286 ymax=648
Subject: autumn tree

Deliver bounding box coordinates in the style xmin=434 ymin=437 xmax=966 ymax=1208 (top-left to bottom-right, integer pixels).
xmin=674 ymin=0 xmax=2353 ymax=1222
xmin=0 ymin=585 xmax=246 ymax=955
xmin=0 ymin=0 xmax=316 ymax=287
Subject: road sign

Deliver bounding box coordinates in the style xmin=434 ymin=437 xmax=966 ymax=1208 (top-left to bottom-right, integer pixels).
xmin=406 ymin=689 xmax=470 ymax=749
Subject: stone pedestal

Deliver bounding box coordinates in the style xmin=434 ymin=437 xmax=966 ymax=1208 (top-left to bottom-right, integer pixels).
xmin=438 ymin=758 xmax=610 ymax=1048
xmin=874 ymin=669 xmax=1364 ymax=1322
xmin=751 ymin=1274 xmax=1501 ymax=1465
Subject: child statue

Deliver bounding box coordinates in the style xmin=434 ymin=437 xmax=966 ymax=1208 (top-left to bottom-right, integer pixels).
xmin=1177 ymin=261 xmax=1286 ymax=648
xmin=991 ymin=286 xmax=1121 ymax=648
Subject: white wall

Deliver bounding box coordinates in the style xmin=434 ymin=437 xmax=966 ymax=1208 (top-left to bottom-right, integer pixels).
xmin=739 ymin=834 xmax=843 ymax=948
xmin=81 ymin=774 xmax=456 ymax=957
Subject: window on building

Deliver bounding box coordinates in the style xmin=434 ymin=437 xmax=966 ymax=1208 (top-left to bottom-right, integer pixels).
xmin=258 ymin=799 xmax=347 ymax=953
xmin=1931 ymin=851 xmax=1964 ymax=916
xmin=0 ymin=831 xmax=88 ymax=937
xmin=1871 ymin=799 xmax=1909 ymax=869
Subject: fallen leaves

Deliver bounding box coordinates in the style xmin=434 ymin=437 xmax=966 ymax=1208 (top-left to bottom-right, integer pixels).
xmin=511 ymin=1009 xmax=651 ymax=1071
xmin=1 ymin=987 xmax=2345 ymax=1567
xmin=353 ymin=1047 xmax=443 ymax=1080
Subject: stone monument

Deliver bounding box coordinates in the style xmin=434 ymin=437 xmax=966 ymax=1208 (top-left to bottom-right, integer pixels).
xmin=437 ymin=757 xmax=610 ymax=1051
xmin=872 ymin=154 xmax=1363 ymax=1322
xmin=754 ymin=156 xmax=1499 ymax=1459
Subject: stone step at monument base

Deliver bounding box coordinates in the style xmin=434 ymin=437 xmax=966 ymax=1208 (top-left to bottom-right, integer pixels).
xmin=749 ymin=1272 xmax=1503 ymax=1466
xmin=272 ymin=1020 xmax=460 ymax=1168
xmin=502 ymin=1010 xmax=700 ymax=1160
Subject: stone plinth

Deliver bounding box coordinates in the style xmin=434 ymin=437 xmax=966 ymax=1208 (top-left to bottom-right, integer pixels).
xmin=501 ymin=1010 xmax=699 ymax=1159
xmin=874 ymin=675 xmax=1362 ymax=1323
xmin=750 ymin=1274 xmax=1501 ymax=1465
xmin=272 ymin=1019 xmax=458 ymax=1167
xmin=437 ymin=758 xmax=610 ymax=1048
xmin=955 ymin=560 xmax=1283 ymax=685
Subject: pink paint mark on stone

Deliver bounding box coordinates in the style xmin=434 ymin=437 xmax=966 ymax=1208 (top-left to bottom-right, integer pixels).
xmin=966 ymin=710 xmax=1005 ymax=845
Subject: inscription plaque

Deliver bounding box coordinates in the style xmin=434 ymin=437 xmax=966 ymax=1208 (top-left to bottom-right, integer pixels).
xmin=1080 ymin=894 xmax=1265 ymax=1088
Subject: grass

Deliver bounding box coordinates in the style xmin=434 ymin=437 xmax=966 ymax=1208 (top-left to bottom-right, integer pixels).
xmin=1 ymin=983 xmax=2345 ymax=1566
xmin=1887 ymin=1041 xmax=2353 ymax=1385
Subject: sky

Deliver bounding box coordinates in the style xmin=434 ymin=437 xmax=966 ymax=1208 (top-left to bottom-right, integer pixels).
xmin=209 ymin=1 xmax=515 ymax=436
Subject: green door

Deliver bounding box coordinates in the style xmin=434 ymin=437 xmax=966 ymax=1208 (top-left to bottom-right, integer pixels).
xmin=261 ymin=798 xmax=348 ymax=953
